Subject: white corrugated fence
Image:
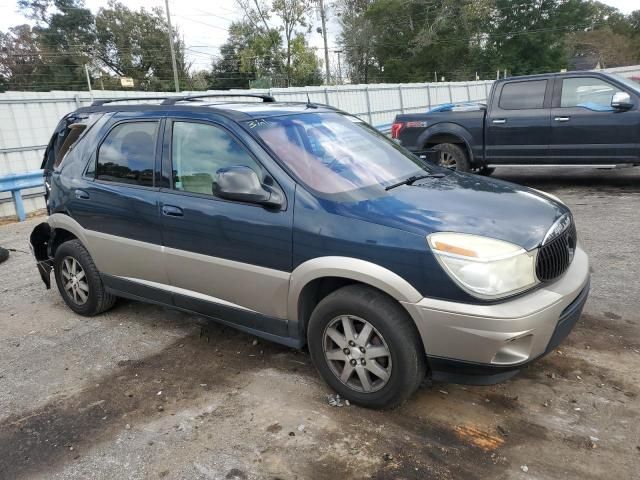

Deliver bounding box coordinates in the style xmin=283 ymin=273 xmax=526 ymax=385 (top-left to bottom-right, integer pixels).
xmin=1 ymin=64 xmax=639 ymax=218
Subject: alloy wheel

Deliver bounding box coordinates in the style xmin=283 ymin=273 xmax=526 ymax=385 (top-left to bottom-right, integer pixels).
xmin=438 ymin=151 xmax=457 ymax=169
xmin=61 ymin=256 xmax=89 ymax=305
xmin=322 ymin=315 xmax=392 ymax=393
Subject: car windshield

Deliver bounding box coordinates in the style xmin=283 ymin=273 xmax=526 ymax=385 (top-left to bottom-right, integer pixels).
xmin=246 ymin=112 xmax=431 ymax=195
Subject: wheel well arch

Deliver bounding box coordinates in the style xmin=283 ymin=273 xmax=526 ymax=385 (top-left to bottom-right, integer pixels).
xmin=50 ymin=228 xmax=78 ymax=256
xmin=295 ymin=276 xmax=420 ymax=344
xmin=424 ymin=133 xmax=472 ymax=162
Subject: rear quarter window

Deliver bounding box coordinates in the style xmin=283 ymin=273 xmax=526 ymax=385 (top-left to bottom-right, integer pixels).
xmin=499 ymin=80 xmax=547 ymax=110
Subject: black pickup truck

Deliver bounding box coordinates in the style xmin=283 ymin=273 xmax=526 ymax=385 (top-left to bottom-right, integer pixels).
xmin=392 ymin=71 xmax=640 ymax=174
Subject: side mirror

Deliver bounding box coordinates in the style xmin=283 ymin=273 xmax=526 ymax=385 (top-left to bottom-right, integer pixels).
xmin=611 ymin=91 xmax=633 ymax=110
xmin=213 ymin=166 xmax=283 ymax=207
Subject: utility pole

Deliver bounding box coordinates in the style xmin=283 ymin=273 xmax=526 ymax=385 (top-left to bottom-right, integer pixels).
xmin=164 ymin=0 xmax=180 ymax=93
xmin=84 ymin=64 xmax=93 ymax=100
xmin=335 ymin=50 xmax=343 ymax=85
xmin=319 ymin=0 xmax=331 ymax=85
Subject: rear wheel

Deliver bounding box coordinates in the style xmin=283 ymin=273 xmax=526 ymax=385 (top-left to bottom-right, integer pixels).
xmin=54 ymin=239 xmax=116 ymax=316
xmin=307 ymin=285 xmax=427 ymax=409
xmin=431 ymin=143 xmax=470 ymax=172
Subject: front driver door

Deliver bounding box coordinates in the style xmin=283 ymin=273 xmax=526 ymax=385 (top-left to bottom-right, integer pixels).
xmin=549 ymin=75 xmax=640 ymax=164
xmin=157 ymin=118 xmax=294 ymax=338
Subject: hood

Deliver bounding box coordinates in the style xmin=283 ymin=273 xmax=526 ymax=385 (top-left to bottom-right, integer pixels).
xmin=325 ymin=172 xmax=569 ymax=251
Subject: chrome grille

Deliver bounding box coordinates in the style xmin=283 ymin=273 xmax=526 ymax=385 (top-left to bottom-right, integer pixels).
xmin=536 ymin=221 xmax=577 ymax=282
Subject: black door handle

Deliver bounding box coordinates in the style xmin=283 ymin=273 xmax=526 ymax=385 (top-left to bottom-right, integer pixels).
xmin=74 ymin=189 xmax=89 ymax=200
xmin=162 ymin=205 xmax=184 ymax=217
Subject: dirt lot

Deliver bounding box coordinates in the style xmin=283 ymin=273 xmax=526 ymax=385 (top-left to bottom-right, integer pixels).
xmin=1 ymin=167 xmax=639 ymax=480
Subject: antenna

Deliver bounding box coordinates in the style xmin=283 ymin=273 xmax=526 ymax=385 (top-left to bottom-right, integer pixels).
xmin=305 ymin=92 xmax=317 ymax=109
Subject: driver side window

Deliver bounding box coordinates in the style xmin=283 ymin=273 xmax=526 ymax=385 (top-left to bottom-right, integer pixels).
xmin=560 ymin=77 xmax=619 ymax=111
xmin=171 ymin=121 xmax=261 ymax=195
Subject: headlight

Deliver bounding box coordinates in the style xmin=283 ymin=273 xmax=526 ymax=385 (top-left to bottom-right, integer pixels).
xmin=428 ymin=233 xmax=538 ymax=299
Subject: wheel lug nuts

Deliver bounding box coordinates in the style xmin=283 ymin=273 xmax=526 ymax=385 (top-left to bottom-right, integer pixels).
xmin=359 ymin=347 xmax=366 ymax=353
xmin=348 ymin=341 xmax=356 ymax=347
xmin=343 ymin=348 xmax=350 ymax=355
xmin=361 ymin=359 xmax=366 ymax=365
xmin=350 ymin=359 xmax=357 ymax=366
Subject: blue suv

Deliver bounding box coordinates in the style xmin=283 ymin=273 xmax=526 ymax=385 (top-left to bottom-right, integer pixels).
xmin=30 ymin=94 xmax=590 ymax=408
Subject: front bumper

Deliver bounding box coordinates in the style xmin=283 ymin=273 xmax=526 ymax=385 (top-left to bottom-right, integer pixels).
xmin=402 ymin=245 xmax=590 ymax=385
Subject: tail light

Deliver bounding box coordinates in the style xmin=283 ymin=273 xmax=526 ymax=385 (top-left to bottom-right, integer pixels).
xmin=391 ymin=121 xmax=405 ymax=139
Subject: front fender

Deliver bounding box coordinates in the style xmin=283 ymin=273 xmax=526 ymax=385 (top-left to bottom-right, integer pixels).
xmin=287 ymin=256 xmax=423 ymax=322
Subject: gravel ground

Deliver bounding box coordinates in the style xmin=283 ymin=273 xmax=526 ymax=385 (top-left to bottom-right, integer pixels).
xmin=0 ymin=167 xmax=639 ymax=480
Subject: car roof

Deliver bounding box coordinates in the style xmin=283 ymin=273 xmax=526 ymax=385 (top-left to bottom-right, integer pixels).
xmin=74 ymin=101 xmax=341 ymax=121
xmin=498 ymin=70 xmax=615 ymax=83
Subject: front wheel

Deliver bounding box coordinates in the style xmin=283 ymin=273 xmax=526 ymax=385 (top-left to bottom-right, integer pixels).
xmin=307 ymin=285 xmax=427 ymax=409
xmin=431 ymin=143 xmax=470 ymax=172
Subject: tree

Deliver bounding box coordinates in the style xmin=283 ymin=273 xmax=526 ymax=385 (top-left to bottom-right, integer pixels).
xmin=94 ymin=1 xmax=189 ymax=91
xmin=17 ymin=0 xmax=95 ymax=90
xmin=336 ymin=0 xmax=377 ymax=83
xmin=272 ymin=0 xmax=311 ymax=86
xmin=0 ymin=25 xmax=43 ymax=91
xmin=566 ymin=3 xmax=640 ymax=68
xmin=357 ymin=0 xmax=492 ymax=83
xmin=216 ymin=1 xmax=321 ymax=88
xmin=210 ymin=20 xmax=282 ymax=89
xmin=289 ymin=34 xmax=322 ymax=86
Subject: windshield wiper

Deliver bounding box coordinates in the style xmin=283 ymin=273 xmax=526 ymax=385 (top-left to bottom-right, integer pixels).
xmin=385 ymin=173 xmax=445 ymax=191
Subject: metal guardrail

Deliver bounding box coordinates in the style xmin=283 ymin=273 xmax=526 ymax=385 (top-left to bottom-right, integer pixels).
xmin=0 ymin=170 xmax=44 ymax=221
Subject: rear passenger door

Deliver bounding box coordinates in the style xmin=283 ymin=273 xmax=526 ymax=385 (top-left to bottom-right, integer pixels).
xmin=485 ymin=78 xmax=552 ymax=164
xmin=70 ymin=115 xmax=169 ymax=295
xmin=549 ymin=76 xmax=640 ymax=164
xmin=157 ymin=118 xmax=294 ymax=336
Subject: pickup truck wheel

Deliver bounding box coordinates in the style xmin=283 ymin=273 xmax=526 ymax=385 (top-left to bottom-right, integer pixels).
xmin=431 ymin=143 xmax=470 ymax=172
xmin=307 ymin=285 xmax=427 ymax=409
xmin=53 ymin=239 xmax=116 ymax=316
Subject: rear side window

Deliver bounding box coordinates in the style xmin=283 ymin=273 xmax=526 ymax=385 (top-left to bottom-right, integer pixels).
xmin=54 ymin=124 xmax=86 ymax=168
xmin=499 ymin=80 xmax=547 ymax=110
xmin=97 ymin=122 xmax=158 ymax=186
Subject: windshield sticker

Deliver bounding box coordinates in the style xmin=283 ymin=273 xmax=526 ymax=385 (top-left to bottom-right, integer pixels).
xmin=247 ymin=118 xmax=272 ymax=129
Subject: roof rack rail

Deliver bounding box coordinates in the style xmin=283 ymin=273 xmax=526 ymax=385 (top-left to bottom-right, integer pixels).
xmin=161 ymin=93 xmax=275 ymax=105
xmin=91 ymin=96 xmax=175 ymax=107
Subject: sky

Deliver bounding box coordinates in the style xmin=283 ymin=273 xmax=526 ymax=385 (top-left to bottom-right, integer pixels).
xmin=0 ymin=0 xmax=637 ymax=73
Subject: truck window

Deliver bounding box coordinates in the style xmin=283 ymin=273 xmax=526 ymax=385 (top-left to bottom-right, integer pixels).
xmin=499 ymin=80 xmax=547 ymax=110
xmin=560 ymin=77 xmax=617 ymax=110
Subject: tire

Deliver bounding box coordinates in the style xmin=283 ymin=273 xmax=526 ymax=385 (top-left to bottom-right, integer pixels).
xmin=53 ymin=239 xmax=116 ymax=316
xmin=0 ymin=247 xmax=8 ymax=264
xmin=431 ymin=143 xmax=470 ymax=172
xmin=477 ymin=166 xmax=495 ymax=176
xmin=307 ymin=285 xmax=427 ymax=409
